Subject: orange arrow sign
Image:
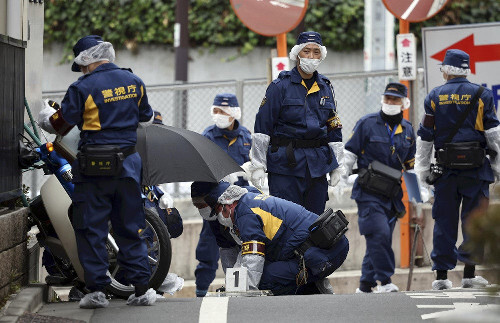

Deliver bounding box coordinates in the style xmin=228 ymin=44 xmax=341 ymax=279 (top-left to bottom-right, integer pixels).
xmin=431 ymin=34 xmax=500 ymax=74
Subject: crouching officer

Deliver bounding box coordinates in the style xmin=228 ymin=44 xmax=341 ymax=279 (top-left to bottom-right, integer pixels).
xmin=203 ymin=182 xmax=349 ymax=296
xmin=343 ymin=83 xmax=416 ymax=293
xmin=41 ymin=35 xmax=156 ymax=308
xmin=415 ymin=49 xmax=500 ymax=290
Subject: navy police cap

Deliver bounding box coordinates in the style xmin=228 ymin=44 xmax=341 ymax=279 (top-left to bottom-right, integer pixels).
xmin=296 ymin=31 xmax=323 ymax=46
xmin=204 ymin=181 xmax=231 ymax=214
xmin=71 ymin=35 xmax=104 ymax=72
xmin=383 ymin=82 xmax=408 ymax=98
xmin=441 ymin=49 xmax=470 ymax=69
xmin=213 ymin=93 xmax=239 ymax=107
xmin=191 ymin=181 xmax=218 ymax=199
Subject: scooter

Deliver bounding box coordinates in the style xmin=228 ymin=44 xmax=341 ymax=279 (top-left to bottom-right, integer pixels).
xmin=19 ymin=124 xmax=172 ymax=299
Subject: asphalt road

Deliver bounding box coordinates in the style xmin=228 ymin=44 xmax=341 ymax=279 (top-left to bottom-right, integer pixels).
xmin=32 ymin=288 xmax=499 ymax=323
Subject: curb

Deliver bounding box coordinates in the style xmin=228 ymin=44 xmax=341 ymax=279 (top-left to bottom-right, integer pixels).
xmin=0 ymin=284 xmax=46 ymax=323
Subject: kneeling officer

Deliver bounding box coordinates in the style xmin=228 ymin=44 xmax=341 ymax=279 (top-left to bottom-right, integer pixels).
xmin=204 ymin=182 xmax=349 ymax=295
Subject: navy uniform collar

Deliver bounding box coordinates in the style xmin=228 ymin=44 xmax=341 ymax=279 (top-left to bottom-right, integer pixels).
xmin=446 ymin=77 xmax=469 ymax=84
xmin=213 ymin=120 xmax=241 ymax=138
xmin=79 ymin=63 xmax=120 ymax=80
xmin=290 ymin=66 xmax=319 ymax=84
xmin=376 ymin=111 xmax=406 ymax=134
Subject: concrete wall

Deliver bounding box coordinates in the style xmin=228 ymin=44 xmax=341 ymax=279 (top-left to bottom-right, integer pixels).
xmin=0 ymin=208 xmax=30 ymax=301
xmin=42 ymin=44 xmax=365 ymax=92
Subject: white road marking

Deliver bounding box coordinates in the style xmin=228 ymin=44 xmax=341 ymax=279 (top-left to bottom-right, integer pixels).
xmin=407 ymin=291 xmax=500 ymax=299
xmin=401 ymin=0 xmax=420 ymax=20
xmin=199 ymin=297 xmax=229 ymax=323
xmin=418 ymin=303 xmax=500 ymax=320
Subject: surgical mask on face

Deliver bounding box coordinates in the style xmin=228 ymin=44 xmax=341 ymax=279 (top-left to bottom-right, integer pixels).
xmin=381 ymin=103 xmax=403 ymax=116
xmin=299 ymin=57 xmax=321 ymax=74
xmin=198 ymin=206 xmax=214 ymax=221
xmin=212 ymin=114 xmax=233 ymax=129
xmin=217 ymin=207 xmax=233 ymax=228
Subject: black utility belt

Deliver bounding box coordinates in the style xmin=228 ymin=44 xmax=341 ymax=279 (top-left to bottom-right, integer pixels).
xmin=296 ymin=208 xmax=349 ymax=256
xmin=270 ymin=136 xmax=331 ymax=168
xmin=435 ymin=141 xmax=485 ymax=170
xmin=357 ymin=160 xmax=402 ymax=199
xmin=270 ymin=137 xmax=329 ymax=149
xmin=77 ymin=145 xmax=136 ymax=177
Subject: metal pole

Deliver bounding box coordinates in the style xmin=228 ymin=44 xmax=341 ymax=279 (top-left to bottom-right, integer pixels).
xmin=174 ymin=0 xmax=189 ymax=195
xmin=399 ymin=18 xmax=411 ymax=269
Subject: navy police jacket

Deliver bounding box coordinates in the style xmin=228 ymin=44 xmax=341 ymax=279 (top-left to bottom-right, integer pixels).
xmin=60 ymin=63 xmax=153 ymax=183
xmin=417 ymin=77 xmax=499 ymax=182
xmin=345 ymin=112 xmax=416 ymax=212
xmin=254 ymin=67 xmax=342 ymax=178
xmin=202 ymin=120 xmax=252 ymax=166
xmin=232 ymin=192 xmax=317 ymax=262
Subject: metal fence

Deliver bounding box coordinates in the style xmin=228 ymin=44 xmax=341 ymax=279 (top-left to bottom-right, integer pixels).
xmin=35 ymin=69 xmax=427 ymax=198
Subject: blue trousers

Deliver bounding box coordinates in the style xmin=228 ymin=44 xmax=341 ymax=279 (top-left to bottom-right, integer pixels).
xmin=259 ymin=236 xmax=349 ymax=295
xmin=195 ymin=220 xmax=220 ymax=290
xmin=268 ymin=171 xmax=328 ymax=215
xmin=357 ymin=201 xmax=396 ymax=286
xmin=431 ymin=174 xmax=489 ymax=271
xmin=73 ymin=178 xmax=151 ymax=291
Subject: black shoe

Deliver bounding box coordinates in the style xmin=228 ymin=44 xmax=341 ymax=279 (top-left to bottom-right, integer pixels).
xmin=68 ymin=286 xmax=85 ymax=302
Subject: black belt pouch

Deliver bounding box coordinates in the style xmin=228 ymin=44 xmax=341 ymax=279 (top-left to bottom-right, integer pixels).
xmin=77 ymin=145 xmax=124 ymax=176
xmin=357 ymin=160 xmax=402 ymax=198
xmin=308 ymin=209 xmax=349 ymax=249
xmin=437 ymin=141 xmax=485 ymax=170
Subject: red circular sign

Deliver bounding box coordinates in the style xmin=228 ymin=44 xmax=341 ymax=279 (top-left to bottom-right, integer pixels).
xmin=382 ymin=0 xmax=450 ymax=22
xmin=230 ymin=0 xmax=308 ymax=37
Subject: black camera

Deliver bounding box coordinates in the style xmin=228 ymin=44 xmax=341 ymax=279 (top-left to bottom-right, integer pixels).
xmin=425 ymin=163 xmax=444 ymax=185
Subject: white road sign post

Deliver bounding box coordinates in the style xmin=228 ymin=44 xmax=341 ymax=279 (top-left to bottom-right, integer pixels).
xmin=397 ymin=33 xmax=417 ymax=81
xmin=271 ymin=57 xmax=290 ymax=80
xmin=422 ymin=22 xmax=500 ymax=108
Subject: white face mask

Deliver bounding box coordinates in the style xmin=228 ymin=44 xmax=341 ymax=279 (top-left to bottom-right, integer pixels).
xmin=299 ymin=57 xmax=321 ymax=74
xmin=217 ymin=207 xmax=233 ymax=228
xmin=198 ymin=206 xmax=214 ymax=221
xmin=212 ymin=114 xmax=233 ymax=129
xmin=381 ymin=103 xmax=403 ymax=115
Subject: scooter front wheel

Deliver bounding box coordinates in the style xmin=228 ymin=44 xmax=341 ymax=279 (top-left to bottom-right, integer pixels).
xmin=105 ymin=207 xmax=172 ymax=299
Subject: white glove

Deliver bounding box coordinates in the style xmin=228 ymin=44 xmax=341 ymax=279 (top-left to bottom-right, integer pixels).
xmin=329 ymin=141 xmax=345 ymax=174
xmin=342 ymin=149 xmax=357 ymax=183
xmin=38 ymin=99 xmax=57 ymax=134
xmin=157 ymin=184 xmax=174 ymax=209
xmin=158 ymin=192 xmax=174 ymax=209
xmin=485 ymin=125 xmax=500 ymax=183
xmin=241 ymin=161 xmax=266 ymax=190
xmin=414 ymin=137 xmax=434 ymax=184
xmin=241 ymin=254 xmax=265 ymax=290
xmin=329 ymin=168 xmax=341 ymax=187
xmin=222 ymin=171 xmax=249 ymax=185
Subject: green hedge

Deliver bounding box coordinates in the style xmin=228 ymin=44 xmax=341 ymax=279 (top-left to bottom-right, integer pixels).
xmin=44 ymin=0 xmax=500 ymax=62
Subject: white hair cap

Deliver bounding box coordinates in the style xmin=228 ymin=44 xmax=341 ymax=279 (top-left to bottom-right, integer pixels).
xmin=217 ymin=185 xmax=248 ymax=205
xmin=74 ymin=42 xmax=115 ymax=67
xmin=289 ymin=42 xmax=327 ymax=61
xmin=210 ymin=106 xmax=241 ymax=120
xmin=440 ymin=64 xmax=470 ymax=76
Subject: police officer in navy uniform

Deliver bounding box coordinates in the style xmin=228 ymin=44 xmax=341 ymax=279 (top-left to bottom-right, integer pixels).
xmin=343 ymin=83 xmax=416 ymax=293
xmin=243 ymin=31 xmax=344 ymax=216
xmin=204 ymin=182 xmax=349 ymax=295
xmin=415 ymin=49 xmax=499 ymax=290
xmin=194 ymin=94 xmax=251 ymax=296
xmin=41 ymin=35 xmax=157 ymax=308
